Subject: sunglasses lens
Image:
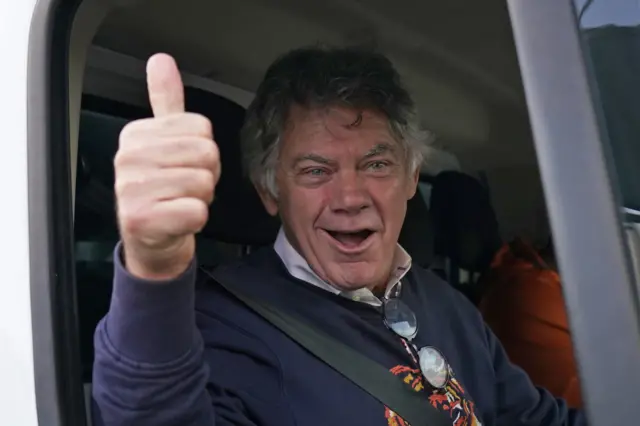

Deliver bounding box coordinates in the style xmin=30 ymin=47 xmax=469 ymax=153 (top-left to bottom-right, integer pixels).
xmin=383 ymin=299 xmax=418 ymax=339
xmin=418 ymin=347 xmax=449 ymax=389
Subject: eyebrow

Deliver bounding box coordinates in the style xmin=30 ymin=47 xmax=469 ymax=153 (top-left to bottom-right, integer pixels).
xmin=291 ymin=143 xmax=397 ymax=168
xmin=362 ymin=143 xmax=397 ymax=159
xmin=292 ymin=154 xmax=335 ymax=167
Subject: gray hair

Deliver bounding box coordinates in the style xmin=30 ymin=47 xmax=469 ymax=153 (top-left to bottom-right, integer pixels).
xmin=241 ymin=45 xmax=432 ymax=197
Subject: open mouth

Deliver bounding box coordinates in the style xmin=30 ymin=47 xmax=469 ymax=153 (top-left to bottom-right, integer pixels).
xmin=325 ymin=229 xmax=375 ymax=249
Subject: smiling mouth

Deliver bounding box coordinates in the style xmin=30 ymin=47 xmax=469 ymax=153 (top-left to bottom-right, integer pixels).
xmin=325 ymin=229 xmax=375 ymax=249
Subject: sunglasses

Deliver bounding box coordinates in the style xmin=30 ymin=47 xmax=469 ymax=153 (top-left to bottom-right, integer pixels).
xmin=382 ymin=294 xmax=450 ymax=390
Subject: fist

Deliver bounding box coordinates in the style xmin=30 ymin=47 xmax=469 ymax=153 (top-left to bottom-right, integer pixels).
xmin=115 ymin=53 xmax=221 ymax=280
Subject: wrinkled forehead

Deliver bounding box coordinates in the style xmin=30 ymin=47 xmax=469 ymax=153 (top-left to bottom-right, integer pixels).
xmin=281 ymin=104 xmax=399 ymax=153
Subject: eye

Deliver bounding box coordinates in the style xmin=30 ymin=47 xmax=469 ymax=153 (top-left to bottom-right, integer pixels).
xmin=367 ymin=161 xmax=389 ymax=171
xmin=301 ymin=167 xmax=329 ymax=177
xmin=306 ymin=168 xmax=326 ymax=176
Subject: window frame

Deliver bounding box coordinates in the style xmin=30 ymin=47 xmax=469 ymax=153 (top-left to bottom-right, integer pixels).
xmin=507 ymin=0 xmax=640 ymax=423
xmin=28 ymin=0 xmax=87 ymax=424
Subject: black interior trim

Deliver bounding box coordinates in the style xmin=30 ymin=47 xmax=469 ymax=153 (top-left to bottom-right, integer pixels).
xmin=27 ymin=0 xmax=87 ymax=425
xmin=81 ymin=93 xmax=150 ymax=119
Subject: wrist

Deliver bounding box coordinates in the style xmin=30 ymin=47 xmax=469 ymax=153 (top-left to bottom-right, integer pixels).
xmin=121 ymin=241 xmax=194 ymax=281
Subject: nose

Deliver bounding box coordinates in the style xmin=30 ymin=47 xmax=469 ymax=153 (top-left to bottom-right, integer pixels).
xmin=329 ymin=170 xmax=372 ymax=215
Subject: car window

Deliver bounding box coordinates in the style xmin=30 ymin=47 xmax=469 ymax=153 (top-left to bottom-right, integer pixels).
xmin=575 ymin=0 xmax=640 ymax=214
xmin=574 ymin=0 xmax=640 ymax=286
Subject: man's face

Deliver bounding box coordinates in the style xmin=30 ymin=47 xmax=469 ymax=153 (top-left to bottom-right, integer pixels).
xmin=258 ymin=105 xmax=419 ymax=291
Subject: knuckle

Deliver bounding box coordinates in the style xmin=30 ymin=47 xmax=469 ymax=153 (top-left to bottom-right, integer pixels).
xmin=200 ymin=140 xmax=220 ymax=170
xmin=113 ymin=149 xmax=130 ymax=169
xmin=114 ymin=174 xmax=145 ymax=198
xmin=113 ymin=177 xmax=130 ymax=197
xmin=114 ymin=183 xmax=134 ymax=205
xmin=119 ymin=120 xmax=144 ymax=143
xmin=118 ymin=205 xmax=147 ymax=236
xmin=186 ymin=113 xmax=214 ymax=137
xmin=174 ymin=136 xmax=197 ymax=153
xmin=193 ymin=202 xmax=210 ymax=230
xmin=114 ymin=145 xmax=151 ymax=171
xmin=194 ymin=169 xmax=215 ymax=194
xmin=118 ymin=118 xmax=158 ymax=153
xmin=201 ymin=141 xmax=220 ymax=168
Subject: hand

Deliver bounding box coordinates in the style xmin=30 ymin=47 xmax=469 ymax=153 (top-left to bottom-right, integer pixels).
xmin=115 ymin=53 xmax=221 ymax=280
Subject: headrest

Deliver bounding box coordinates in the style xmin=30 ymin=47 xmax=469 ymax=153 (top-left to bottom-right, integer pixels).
xmin=183 ymin=87 xmax=280 ymax=244
xmin=76 ymin=88 xmax=280 ymax=246
xmin=429 ymin=171 xmax=502 ymax=272
xmin=398 ymin=190 xmax=434 ymax=268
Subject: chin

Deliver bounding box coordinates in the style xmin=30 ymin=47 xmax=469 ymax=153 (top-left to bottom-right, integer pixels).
xmin=325 ymin=262 xmax=383 ymax=291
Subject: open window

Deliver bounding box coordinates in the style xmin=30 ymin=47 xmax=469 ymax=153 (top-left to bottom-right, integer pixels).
xmin=24 ymin=0 xmax=640 ymax=425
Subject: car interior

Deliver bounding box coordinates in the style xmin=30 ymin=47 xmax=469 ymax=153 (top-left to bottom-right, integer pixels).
xmin=66 ymin=0 xmax=640 ymax=423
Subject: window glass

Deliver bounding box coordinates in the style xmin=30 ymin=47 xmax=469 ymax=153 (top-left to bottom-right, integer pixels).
xmin=574 ymin=0 xmax=640 ymax=214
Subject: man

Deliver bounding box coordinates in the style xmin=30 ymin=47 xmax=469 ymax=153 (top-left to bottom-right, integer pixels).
xmin=92 ymin=46 xmax=587 ymax=425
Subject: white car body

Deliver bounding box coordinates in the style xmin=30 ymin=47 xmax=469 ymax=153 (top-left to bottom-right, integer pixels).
xmin=0 ymin=1 xmax=39 ymax=424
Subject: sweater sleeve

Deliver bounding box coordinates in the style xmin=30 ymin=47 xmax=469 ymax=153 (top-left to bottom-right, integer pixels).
xmin=90 ymin=243 xmax=256 ymax=426
xmin=486 ymin=323 xmax=589 ymax=426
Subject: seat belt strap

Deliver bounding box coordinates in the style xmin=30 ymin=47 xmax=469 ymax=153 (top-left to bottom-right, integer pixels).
xmin=202 ymin=268 xmax=450 ymax=426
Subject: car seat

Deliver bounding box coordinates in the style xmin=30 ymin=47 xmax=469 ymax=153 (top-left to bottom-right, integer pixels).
xmin=428 ymin=171 xmax=502 ymax=304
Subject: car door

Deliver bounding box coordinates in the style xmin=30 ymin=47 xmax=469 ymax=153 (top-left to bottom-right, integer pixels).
xmin=26 ymin=0 xmax=91 ymax=425
xmin=507 ymin=0 xmax=640 ymax=424
xmin=0 ymin=1 xmax=42 ymax=425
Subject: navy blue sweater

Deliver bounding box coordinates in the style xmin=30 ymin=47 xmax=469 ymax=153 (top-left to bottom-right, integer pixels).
xmin=92 ymin=246 xmax=587 ymax=425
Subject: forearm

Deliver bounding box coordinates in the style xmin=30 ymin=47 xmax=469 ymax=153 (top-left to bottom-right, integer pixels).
xmin=91 ymin=244 xmax=215 ymax=425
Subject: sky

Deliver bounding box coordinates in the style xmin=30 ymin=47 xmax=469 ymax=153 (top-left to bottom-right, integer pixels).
xmin=575 ymin=0 xmax=640 ymax=28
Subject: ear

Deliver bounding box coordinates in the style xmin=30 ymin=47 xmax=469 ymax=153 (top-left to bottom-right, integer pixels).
xmin=255 ymin=184 xmax=279 ymax=216
xmin=405 ymin=167 xmax=420 ymax=199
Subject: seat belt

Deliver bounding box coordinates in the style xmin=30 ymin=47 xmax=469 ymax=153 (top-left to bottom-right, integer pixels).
xmin=202 ymin=268 xmax=450 ymax=426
